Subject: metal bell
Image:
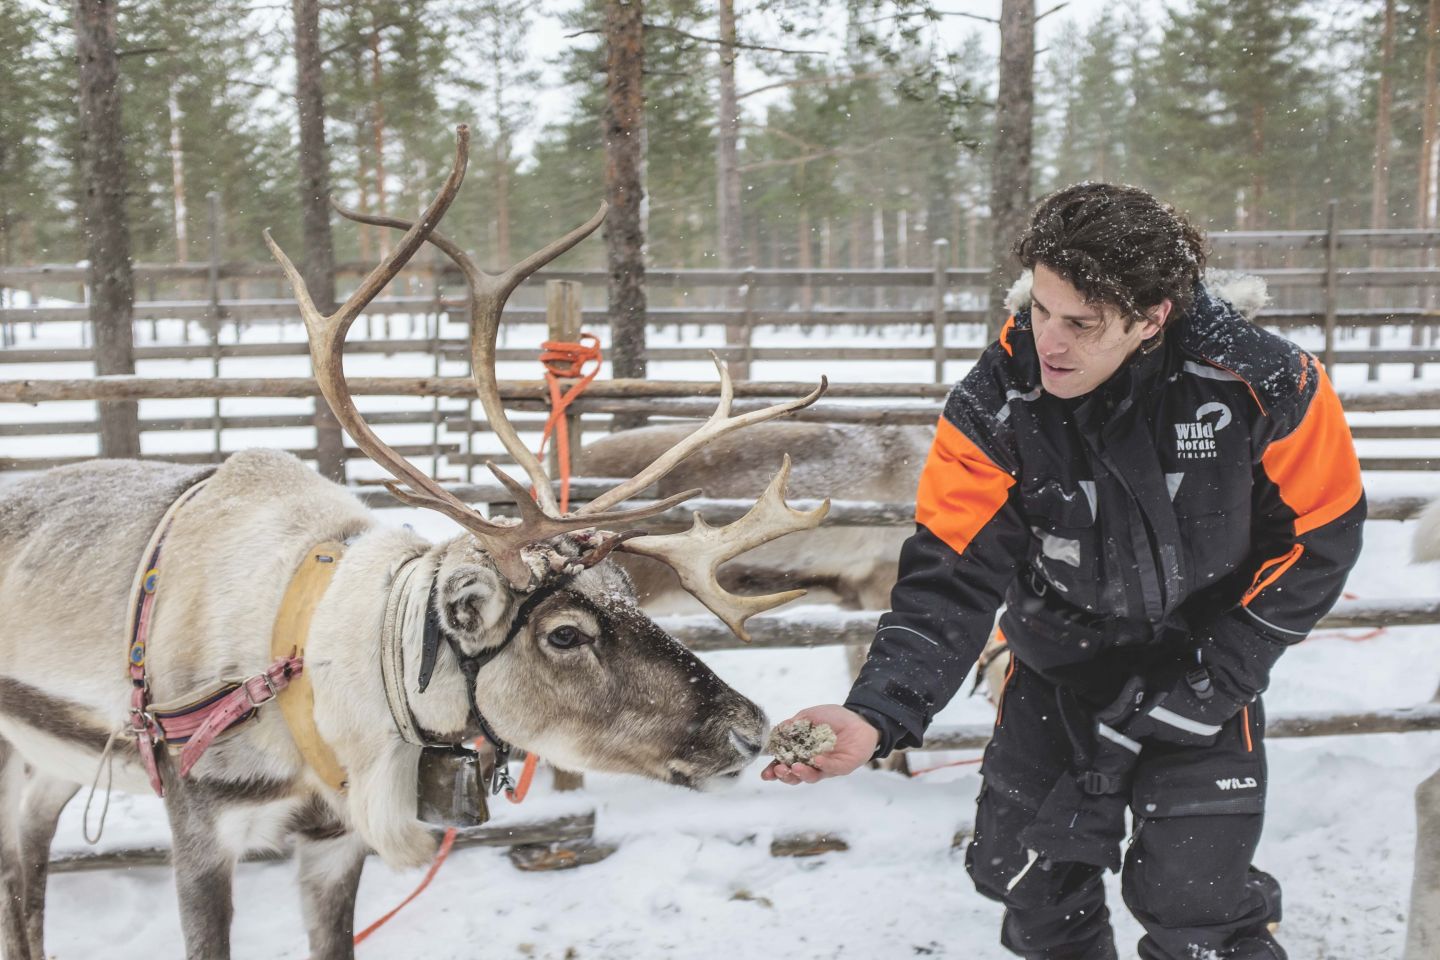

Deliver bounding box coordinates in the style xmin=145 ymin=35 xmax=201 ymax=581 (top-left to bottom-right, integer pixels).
xmin=416 ymin=746 xmax=490 ymax=828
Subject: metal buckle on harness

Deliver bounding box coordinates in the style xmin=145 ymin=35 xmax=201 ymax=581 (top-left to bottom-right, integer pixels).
xmin=129 ymin=706 xmax=163 ymax=744
xmin=244 ymin=672 xmax=279 ymax=708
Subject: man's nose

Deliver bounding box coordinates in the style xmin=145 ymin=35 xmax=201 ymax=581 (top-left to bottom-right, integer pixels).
xmin=1037 ymin=325 xmax=1069 ymax=357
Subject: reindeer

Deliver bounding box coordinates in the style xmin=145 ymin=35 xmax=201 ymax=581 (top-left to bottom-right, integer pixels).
xmin=1405 ymin=496 xmax=1440 ymax=960
xmin=0 ymin=126 xmax=830 ymax=960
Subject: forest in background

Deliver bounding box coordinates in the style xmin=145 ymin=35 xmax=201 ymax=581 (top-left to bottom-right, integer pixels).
xmin=1 ymin=0 xmax=1436 ymax=274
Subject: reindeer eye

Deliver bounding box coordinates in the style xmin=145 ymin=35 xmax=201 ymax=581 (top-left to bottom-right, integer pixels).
xmin=546 ymin=625 xmax=591 ymax=649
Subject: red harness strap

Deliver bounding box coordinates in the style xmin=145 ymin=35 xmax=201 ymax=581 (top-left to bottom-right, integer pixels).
xmin=126 ymin=481 xmax=303 ymax=796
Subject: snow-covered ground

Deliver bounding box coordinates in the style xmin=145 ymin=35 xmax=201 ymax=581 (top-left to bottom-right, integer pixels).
xmin=2 ymin=304 xmax=1438 ymax=959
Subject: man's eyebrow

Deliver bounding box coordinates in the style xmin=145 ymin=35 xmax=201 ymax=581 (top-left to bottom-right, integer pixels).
xmin=1033 ymin=295 xmax=1101 ymax=322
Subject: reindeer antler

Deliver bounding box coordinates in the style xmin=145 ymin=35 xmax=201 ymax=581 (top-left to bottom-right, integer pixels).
xmin=619 ymin=456 xmax=830 ymax=641
xmin=576 ymin=355 xmax=827 ymax=516
xmin=266 ymin=126 xmax=697 ymax=590
xmin=290 ymin=126 xmax=831 ymax=637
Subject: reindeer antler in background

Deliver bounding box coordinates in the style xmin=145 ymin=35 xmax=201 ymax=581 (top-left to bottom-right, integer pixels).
xmin=619 ymin=456 xmax=830 ymax=641
xmin=267 ymin=123 xmax=830 ymax=639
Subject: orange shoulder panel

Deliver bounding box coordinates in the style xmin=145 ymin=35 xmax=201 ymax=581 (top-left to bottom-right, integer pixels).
xmin=916 ymin=417 xmax=1017 ymax=558
xmin=1259 ymin=364 xmax=1363 ymax=537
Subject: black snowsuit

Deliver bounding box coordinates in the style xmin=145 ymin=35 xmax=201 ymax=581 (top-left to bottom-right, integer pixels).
xmin=845 ymin=284 xmax=1365 ymax=960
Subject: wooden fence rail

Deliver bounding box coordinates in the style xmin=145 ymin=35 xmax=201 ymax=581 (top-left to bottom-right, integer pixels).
xmin=3 ymin=380 xmax=1438 ymax=473
xmin=4 ymin=337 xmax=1439 ymax=368
xmin=49 ymin=812 xmax=595 ymax=874
xmin=656 ymin=598 xmax=1440 ymax=654
xmin=4 ymin=375 xmax=1438 ymax=407
xmin=922 ymin=704 xmax=1440 ymax=752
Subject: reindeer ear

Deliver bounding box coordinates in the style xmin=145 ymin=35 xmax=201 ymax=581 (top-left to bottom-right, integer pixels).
xmin=436 ymin=563 xmax=508 ymax=640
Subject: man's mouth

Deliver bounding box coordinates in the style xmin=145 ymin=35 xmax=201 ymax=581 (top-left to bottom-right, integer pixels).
xmin=1041 ymin=358 xmax=1074 ymax=377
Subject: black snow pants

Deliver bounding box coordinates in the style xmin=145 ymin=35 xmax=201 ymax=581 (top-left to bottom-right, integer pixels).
xmin=965 ymin=658 xmax=1285 ymax=960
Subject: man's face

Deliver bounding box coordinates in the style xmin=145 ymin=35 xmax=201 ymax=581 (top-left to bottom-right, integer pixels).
xmin=1029 ymin=264 xmax=1165 ymax=400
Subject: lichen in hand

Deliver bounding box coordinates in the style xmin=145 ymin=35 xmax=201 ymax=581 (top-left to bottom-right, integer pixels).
xmin=766 ymin=719 xmax=837 ymax=766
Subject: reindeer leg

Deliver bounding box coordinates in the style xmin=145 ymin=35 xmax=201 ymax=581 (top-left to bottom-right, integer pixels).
xmin=296 ymin=830 xmax=369 ymax=960
xmin=17 ymin=774 xmax=77 ymax=960
xmin=0 ymin=738 xmax=34 ymax=960
xmin=1405 ymin=767 xmax=1440 ymax=960
xmin=163 ymin=780 xmax=238 ymax=960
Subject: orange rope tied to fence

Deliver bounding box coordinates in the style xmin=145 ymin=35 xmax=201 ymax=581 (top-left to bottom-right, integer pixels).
xmin=536 ymin=334 xmax=603 ymax=513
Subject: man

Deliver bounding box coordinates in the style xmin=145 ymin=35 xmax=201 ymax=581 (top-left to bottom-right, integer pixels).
xmin=763 ymin=183 xmax=1365 ymax=960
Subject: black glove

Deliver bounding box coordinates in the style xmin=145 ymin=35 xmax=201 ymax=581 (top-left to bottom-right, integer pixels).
xmin=1017 ymin=679 xmax=1146 ymax=873
xmin=1122 ymin=661 xmax=1242 ymax=747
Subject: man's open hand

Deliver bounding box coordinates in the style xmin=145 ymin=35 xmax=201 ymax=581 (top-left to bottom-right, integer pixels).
xmin=760 ymin=704 xmax=880 ymax=785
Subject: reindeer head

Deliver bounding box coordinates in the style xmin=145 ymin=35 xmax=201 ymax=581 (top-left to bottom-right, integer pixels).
xmin=428 ymin=537 xmax=766 ymax=785
xmin=266 ymin=126 xmax=828 ymax=791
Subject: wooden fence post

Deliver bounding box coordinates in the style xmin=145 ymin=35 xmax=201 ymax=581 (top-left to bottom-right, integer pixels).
xmin=723 ymin=268 xmax=753 ymax=381
xmin=1324 ymin=199 xmax=1338 ymax=372
xmin=742 ymin=267 xmax=756 ymax=376
xmin=932 ymin=238 xmax=949 ymax=384
xmin=428 ymin=246 xmax=444 ymax=480
xmin=546 ymin=276 xmax=587 ymax=795
xmin=546 ymin=279 xmax=584 ymax=478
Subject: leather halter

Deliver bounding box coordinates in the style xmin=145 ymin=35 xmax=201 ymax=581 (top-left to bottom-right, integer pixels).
xmin=397 ymin=563 xmax=577 ymax=795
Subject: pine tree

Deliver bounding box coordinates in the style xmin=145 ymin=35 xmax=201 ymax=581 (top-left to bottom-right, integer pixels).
xmin=0 ymin=2 xmax=69 ymax=265
xmin=1137 ymin=0 xmax=1319 ymax=230
xmin=522 ymin=0 xmax=717 ymax=268
xmin=1045 ymin=12 xmax=1129 ymax=190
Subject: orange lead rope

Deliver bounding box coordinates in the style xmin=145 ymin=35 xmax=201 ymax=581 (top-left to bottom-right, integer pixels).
xmin=505 ymin=751 xmax=539 ymax=803
xmin=350 ymin=827 xmax=459 ymax=948
xmin=536 ymin=333 xmax=603 ymax=512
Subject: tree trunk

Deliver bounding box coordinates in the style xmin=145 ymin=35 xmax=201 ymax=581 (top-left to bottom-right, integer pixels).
xmin=1372 ymin=0 xmax=1396 ymax=233
xmin=604 ymin=0 xmax=648 ymax=429
xmin=716 ymin=0 xmax=742 ymax=270
xmin=168 ymin=81 xmax=189 ymax=263
xmin=987 ymin=0 xmax=1035 ymax=334
xmin=1419 ymin=0 xmax=1439 ymax=230
xmin=74 ymin=0 xmax=139 ymax=458
xmin=797 ymin=189 xmax=812 ymax=313
xmin=353 ymin=47 xmax=374 ymax=263
xmin=293 ymin=0 xmax=345 ymax=481
xmin=370 ymin=27 xmax=389 ymax=258
xmin=1370 ymin=0 xmax=1397 ymax=382
xmin=1248 ymin=103 xmax=1266 ymax=232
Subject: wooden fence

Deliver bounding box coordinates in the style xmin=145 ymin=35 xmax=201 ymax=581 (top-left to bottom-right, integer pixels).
xmin=2 ymin=378 xmax=1438 ymax=473
xmin=3 ymin=220 xmax=1439 ymax=475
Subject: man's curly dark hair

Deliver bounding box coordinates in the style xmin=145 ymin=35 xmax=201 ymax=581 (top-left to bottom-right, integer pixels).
xmin=1014 ymin=183 xmax=1208 ymax=329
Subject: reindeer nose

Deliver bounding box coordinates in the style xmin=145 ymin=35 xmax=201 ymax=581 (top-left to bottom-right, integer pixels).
xmin=727 ymin=727 xmax=763 ymax=761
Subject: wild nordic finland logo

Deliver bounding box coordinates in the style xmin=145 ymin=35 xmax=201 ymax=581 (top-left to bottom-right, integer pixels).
xmin=1215 ymin=776 xmax=1258 ymax=791
xmin=1173 ymin=402 xmax=1232 ymax=460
